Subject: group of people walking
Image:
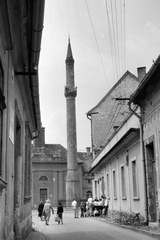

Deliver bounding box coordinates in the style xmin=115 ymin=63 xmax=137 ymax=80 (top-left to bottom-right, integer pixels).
xmin=38 ymin=199 xmax=64 ymax=225
xmin=71 ymin=195 xmax=109 ymax=218
xmin=37 ymin=195 xmax=108 ymax=224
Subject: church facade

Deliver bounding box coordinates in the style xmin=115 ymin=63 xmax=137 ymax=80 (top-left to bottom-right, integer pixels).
xmin=32 ymin=127 xmax=92 ymax=207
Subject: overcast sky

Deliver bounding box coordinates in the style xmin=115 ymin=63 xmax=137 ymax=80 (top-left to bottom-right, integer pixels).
xmin=39 ymin=0 xmax=160 ymax=151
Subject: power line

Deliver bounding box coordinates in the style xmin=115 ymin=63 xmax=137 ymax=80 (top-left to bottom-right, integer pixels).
xmin=85 ymin=0 xmax=110 ymax=89
xmin=104 ymin=0 xmax=117 ymax=83
xmin=105 ymin=0 xmax=126 ymax=81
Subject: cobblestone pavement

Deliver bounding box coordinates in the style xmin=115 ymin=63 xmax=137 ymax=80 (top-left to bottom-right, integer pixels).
xmin=25 ymin=210 xmax=160 ymax=240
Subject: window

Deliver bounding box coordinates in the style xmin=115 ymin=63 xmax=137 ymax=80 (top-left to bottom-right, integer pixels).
xmin=101 ymin=176 xmax=105 ymax=196
xmin=95 ymin=180 xmax=97 ymax=198
xmin=113 ymin=170 xmax=117 ymax=199
xmin=121 ymin=166 xmax=126 ymax=198
xmin=39 ymin=176 xmax=48 ymax=181
xmin=132 ymin=160 xmax=138 ymax=198
xmin=24 ymin=122 xmax=32 ymax=202
xmin=106 ymin=173 xmax=110 ymax=198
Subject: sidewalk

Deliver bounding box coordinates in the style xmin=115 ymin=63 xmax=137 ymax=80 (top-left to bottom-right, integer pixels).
xmin=25 ymin=214 xmax=46 ymax=240
xmin=96 ymin=216 xmax=160 ymax=239
xmin=25 ymin=208 xmax=72 ymax=240
xmin=25 ymin=224 xmax=45 ymax=240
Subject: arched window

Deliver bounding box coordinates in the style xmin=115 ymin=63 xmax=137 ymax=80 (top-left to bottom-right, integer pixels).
xmin=39 ymin=176 xmax=48 ymax=181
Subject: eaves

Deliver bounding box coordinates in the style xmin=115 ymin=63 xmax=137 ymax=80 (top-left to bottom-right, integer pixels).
xmin=129 ymin=55 xmax=160 ymax=105
xmin=90 ymin=128 xmax=139 ymax=173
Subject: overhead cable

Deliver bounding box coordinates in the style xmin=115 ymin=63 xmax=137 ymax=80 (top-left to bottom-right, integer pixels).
xmin=85 ymin=0 xmax=110 ymax=89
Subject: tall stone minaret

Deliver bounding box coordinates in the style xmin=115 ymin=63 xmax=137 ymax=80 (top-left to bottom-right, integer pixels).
xmin=64 ymin=38 xmax=80 ymax=207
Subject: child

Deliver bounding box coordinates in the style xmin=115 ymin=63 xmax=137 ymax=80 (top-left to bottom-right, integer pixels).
xmin=57 ymin=202 xmax=64 ymax=224
xmin=93 ymin=208 xmax=99 ymax=217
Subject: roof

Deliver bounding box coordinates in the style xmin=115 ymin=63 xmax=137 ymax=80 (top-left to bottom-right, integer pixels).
xmin=32 ymin=144 xmax=87 ymax=164
xmin=87 ymin=71 xmax=138 ymax=116
xmin=90 ymin=128 xmax=140 ymax=173
xmin=129 ymin=55 xmax=160 ymax=104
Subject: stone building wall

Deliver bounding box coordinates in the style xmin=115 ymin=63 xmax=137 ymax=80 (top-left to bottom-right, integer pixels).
xmin=87 ymin=72 xmax=140 ymax=158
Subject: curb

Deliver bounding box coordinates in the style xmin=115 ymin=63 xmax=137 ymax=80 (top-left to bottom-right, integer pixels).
xmin=97 ymin=217 xmax=160 ymax=239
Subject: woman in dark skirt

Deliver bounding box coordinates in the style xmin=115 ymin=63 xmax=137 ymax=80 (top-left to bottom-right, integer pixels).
xmin=38 ymin=201 xmax=44 ymax=220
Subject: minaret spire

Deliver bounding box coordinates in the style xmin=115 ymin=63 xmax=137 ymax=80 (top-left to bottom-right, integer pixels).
xmin=65 ymin=36 xmax=74 ymax=64
xmin=64 ymin=38 xmax=80 ymax=207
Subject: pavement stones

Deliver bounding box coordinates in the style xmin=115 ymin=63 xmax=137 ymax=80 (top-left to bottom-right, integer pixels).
xmin=25 ymin=210 xmax=160 ymax=240
xmin=25 ymin=220 xmax=45 ymax=240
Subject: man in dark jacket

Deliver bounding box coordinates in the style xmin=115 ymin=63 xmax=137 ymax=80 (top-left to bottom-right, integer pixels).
xmin=57 ymin=202 xmax=64 ymax=224
xmin=38 ymin=201 xmax=44 ymax=220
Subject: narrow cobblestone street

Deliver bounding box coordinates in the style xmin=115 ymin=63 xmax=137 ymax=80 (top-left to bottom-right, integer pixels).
xmin=26 ymin=210 xmax=160 ymax=240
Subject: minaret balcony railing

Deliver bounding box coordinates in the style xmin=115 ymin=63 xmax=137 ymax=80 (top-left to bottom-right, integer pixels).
xmin=64 ymin=86 xmax=77 ymax=98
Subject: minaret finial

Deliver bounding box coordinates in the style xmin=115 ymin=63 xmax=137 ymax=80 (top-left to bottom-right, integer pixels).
xmin=68 ymin=33 xmax=70 ymax=44
xmin=65 ymin=36 xmax=74 ymax=64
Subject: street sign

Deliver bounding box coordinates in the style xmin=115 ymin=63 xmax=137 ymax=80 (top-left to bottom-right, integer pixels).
xmin=84 ymin=173 xmax=94 ymax=180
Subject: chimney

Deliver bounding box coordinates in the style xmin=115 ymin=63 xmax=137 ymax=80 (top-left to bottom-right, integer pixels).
xmin=34 ymin=127 xmax=45 ymax=147
xmin=137 ymin=67 xmax=146 ymax=81
xmin=86 ymin=147 xmax=91 ymax=156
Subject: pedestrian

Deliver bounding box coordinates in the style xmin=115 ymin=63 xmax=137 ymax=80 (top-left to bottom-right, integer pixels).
xmin=71 ymin=199 xmax=78 ymax=218
xmin=104 ymin=197 xmax=109 ymax=217
xmin=38 ymin=200 xmax=44 ymax=221
xmin=85 ymin=200 xmax=89 ymax=217
xmin=87 ymin=195 xmax=93 ymax=217
xmin=80 ymin=202 xmax=84 ymax=217
xmin=83 ymin=202 xmax=87 ymax=217
xmin=57 ymin=202 xmax=64 ymax=224
xmin=42 ymin=199 xmax=54 ymax=225
xmin=98 ymin=198 xmax=103 ymax=216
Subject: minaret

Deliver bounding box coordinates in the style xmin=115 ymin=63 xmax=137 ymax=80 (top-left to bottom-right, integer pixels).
xmin=64 ymin=38 xmax=80 ymax=207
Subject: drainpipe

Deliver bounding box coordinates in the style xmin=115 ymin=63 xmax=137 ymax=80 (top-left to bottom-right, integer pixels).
xmin=87 ymin=114 xmax=93 ymax=157
xmin=30 ymin=0 xmax=45 ymax=135
xmin=128 ymin=103 xmax=148 ymax=225
xmin=87 ymin=112 xmax=99 ymax=159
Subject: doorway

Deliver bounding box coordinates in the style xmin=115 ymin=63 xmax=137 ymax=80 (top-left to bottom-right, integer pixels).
xmin=14 ymin=114 xmax=22 ymax=237
xmin=145 ymin=141 xmax=157 ymax=222
xmin=40 ymin=188 xmax=47 ymax=203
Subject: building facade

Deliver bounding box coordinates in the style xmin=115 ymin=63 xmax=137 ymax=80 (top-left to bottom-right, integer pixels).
xmin=130 ymin=55 xmax=160 ymax=223
xmin=87 ymin=71 xmax=141 ymax=159
xmin=87 ymin=69 xmax=151 ymax=223
xmin=0 ymin=1 xmax=45 ymax=239
xmin=91 ymin=112 xmax=147 ymax=217
xmin=32 ymin=128 xmax=92 ymax=208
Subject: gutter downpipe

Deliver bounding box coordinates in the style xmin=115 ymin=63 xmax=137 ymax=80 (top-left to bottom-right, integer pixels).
xmin=87 ymin=114 xmax=93 ymax=158
xmin=30 ymin=0 xmax=45 ymax=137
xmin=128 ymin=103 xmax=148 ymax=225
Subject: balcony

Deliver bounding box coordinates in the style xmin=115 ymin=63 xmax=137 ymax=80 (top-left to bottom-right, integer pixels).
xmin=64 ymin=86 xmax=77 ymax=98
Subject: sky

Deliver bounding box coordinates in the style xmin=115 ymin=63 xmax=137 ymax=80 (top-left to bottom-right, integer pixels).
xmin=39 ymin=0 xmax=160 ymax=152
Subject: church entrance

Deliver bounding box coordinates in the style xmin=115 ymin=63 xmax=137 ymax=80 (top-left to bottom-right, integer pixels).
xmin=40 ymin=188 xmax=47 ymax=203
